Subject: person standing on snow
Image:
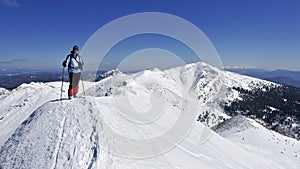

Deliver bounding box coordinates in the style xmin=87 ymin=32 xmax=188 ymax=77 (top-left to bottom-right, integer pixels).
xmin=62 ymin=45 xmax=84 ymax=99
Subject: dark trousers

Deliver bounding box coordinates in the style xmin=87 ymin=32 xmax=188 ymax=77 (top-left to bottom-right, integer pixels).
xmin=69 ymin=72 xmax=81 ymax=89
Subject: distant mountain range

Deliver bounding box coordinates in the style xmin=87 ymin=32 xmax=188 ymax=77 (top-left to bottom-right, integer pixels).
xmin=225 ymin=68 xmax=300 ymax=88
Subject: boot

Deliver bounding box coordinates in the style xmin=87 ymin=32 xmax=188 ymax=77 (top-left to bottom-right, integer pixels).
xmin=74 ymin=85 xmax=79 ymax=97
xmin=68 ymin=88 xmax=74 ymax=99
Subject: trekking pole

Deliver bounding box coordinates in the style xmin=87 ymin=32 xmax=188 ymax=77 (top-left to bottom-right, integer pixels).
xmin=81 ymin=74 xmax=85 ymax=96
xmin=79 ymin=55 xmax=85 ymax=96
xmin=60 ymin=67 xmax=65 ymax=100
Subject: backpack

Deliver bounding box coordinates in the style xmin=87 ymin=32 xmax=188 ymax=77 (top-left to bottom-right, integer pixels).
xmin=67 ymin=54 xmax=83 ymax=70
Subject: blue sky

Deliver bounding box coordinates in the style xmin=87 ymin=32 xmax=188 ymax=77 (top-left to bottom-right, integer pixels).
xmin=0 ymin=0 xmax=300 ymax=71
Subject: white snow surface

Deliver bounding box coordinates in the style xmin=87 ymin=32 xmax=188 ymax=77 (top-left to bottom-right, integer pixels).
xmin=0 ymin=62 xmax=298 ymax=169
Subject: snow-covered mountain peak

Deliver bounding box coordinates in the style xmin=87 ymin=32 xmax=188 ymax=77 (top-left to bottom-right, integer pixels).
xmin=99 ymin=68 xmax=122 ymax=79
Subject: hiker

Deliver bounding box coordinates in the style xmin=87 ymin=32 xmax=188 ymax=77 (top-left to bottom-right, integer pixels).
xmin=62 ymin=45 xmax=84 ymax=99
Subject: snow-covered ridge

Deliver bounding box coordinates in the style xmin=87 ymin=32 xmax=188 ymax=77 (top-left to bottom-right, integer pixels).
xmin=0 ymin=62 xmax=298 ymax=169
xmin=88 ymin=62 xmax=276 ymax=126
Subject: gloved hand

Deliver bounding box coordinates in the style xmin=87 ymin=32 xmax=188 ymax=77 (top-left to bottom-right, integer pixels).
xmin=62 ymin=60 xmax=67 ymax=67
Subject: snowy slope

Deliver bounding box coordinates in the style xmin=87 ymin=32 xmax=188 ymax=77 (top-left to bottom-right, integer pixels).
xmin=0 ymin=81 xmax=94 ymax=148
xmin=214 ymin=115 xmax=300 ymax=168
xmin=0 ymin=82 xmax=61 ymax=147
xmin=0 ymin=62 xmax=298 ymax=169
xmin=1 ymin=97 xmax=299 ymax=169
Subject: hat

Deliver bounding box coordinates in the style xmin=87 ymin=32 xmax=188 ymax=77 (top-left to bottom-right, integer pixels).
xmin=73 ymin=45 xmax=79 ymax=51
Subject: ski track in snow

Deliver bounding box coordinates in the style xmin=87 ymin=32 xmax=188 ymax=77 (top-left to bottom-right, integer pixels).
xmin=52 ymin=116 xmax=66 ymax=169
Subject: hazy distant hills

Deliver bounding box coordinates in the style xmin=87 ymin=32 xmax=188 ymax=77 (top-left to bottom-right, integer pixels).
xmin=0 ymin=69 xmax=106 ymax=90
xmin=1 ymin=67 xmax=299 ymax=90
xmin=0 ymin=69 xmax=62 ymax=90
xmin=226 ymin=68 xmax=300 ymax=88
